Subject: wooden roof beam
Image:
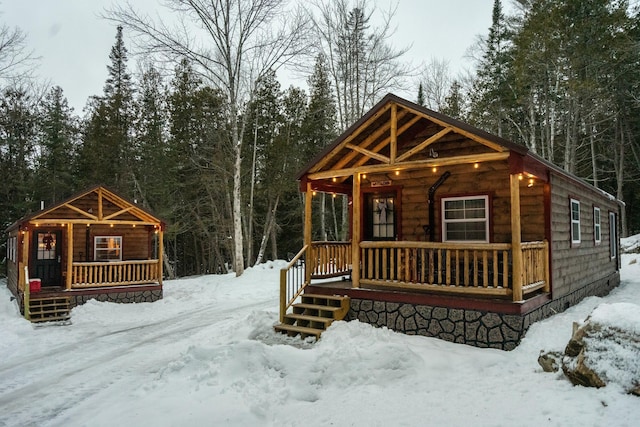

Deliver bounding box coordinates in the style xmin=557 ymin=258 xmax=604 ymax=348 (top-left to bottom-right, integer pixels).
xmin=334 ymin=115 xmax=422 ymax=184
xmin=390 ymin=103 xmax=397 ymax=163
xmin=332 ymin=109 xmax=408 ymax=171
xmin=308 ymin=152 xmax=510 ymax=181
xmin=62 ymin=203 xmax=99 ymax=220
xmin=310 ymin=103 xmax=392 ymax=173
xmin=401 ymin=104 xmax=507 ymax=152
xmin=396 ymin=127 xmax=453 ymax=162
xmin=103 ymin=206 xmax=134 ymax=220
xmin=344 ymin=143 xmax=390 ymax=164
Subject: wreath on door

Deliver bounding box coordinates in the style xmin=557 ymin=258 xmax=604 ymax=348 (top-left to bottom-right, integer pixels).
xmin=42 ymin=233 xmax=54 ymax=251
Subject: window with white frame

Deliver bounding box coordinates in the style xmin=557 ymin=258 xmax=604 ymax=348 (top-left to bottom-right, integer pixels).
xmin=570 ymin=199 xmax=581 ymax=244
xmin=593 ymin=207 xmax=601 ymax=244
xmin=442 ymin=195 xmax=489 ymax=242
xmin=7 ymin=236 xmax=16 ymax=262
xmin=610 ymin=212 xmax=617 ymax=259
xmin=94 ymin=236 xmax=122 ymax=261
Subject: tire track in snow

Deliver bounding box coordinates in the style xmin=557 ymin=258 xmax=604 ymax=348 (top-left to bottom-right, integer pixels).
xmin=0 ymin=297 xmax=276 ymax=426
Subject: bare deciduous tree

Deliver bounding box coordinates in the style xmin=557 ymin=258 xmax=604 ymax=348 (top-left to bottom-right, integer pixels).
xmin=106 ymin=0 xmax=310 ymax=276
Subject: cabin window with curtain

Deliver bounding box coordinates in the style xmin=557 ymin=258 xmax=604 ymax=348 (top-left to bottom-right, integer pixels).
xmin=570 ymin=199 xmax=581 ymax=244
xmin=371 ymin=196 xmax=395 ymax=239
xmin=610 ymin=212 xmax=617 ymax=259
xmin=441 ymin=195 xmax=489 ymax=242
xmin=94 ymin=236 xmax=122 ymax=261
xmin=593 ymin=207 xmax=601 ymax=244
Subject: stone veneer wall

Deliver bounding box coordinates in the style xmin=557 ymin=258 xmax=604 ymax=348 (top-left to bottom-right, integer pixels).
xmin=68 ymin=288 xmax=163 ymax=308
xmin=345 ymin=272 xmax=619 ymax=350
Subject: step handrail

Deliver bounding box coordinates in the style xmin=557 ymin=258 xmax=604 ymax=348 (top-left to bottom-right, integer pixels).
xmin=24 ymin=266 xmax=30 ymax=321
xmin=279 ymin=245 xmax=309 ymax=323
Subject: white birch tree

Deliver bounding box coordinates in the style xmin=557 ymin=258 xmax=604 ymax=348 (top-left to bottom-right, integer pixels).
xmin=107 ymin=0 xmax=310 ymax=276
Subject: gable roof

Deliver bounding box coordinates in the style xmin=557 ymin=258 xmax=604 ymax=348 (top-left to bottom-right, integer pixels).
xmin=297 ymin=93 xmax=528 ymax=181
xmin=6 ymin=185 xmax=163 ymax=231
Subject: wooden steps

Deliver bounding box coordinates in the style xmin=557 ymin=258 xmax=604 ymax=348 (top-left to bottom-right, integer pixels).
xmin=27 ymin=296 xmax=72 ymax=323
xmin=274 ymin=293 xmax=350 ymax=340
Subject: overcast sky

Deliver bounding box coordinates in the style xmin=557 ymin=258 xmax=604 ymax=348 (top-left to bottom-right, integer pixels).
xmin=3 ymin=0 xmax=501 ymax=113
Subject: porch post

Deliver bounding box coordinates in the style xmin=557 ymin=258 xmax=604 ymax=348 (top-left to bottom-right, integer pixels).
xmin=352 ymin=172 xmax=361 ymax=288
xmin=158 ymin=227 xmax=164 ymax=286
xmin=66 ymin=224 xmax=73 ymax=290
xmin=510 ymin=174 xmax=523 ymax=301
xmin=304 ymin=181 xmax=313 ymax=285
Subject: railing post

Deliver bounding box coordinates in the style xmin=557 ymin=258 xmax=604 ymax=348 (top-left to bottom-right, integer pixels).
xmin=66 ymin=224 xmax=73 ymax=290
xmin=304 ymin=182 xmax=313 ymax=285
xmin=279 ymin=268 xmax=287 ymax=323
xmin=24 ymin=266 xmax=30 ymax=321
xmin=543 ymin=240 xmax=550 ymax=293
xmin=510 ymin=174 xmax=523 ymax=301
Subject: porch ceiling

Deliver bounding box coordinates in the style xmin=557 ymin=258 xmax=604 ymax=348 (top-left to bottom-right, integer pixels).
xmin=17 ymin=185 xmax=162 ymax=227
xmin=300 ymin=94 xmax=527 ymax=185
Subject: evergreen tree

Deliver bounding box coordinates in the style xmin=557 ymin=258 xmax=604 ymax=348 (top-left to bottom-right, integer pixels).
xmin=416 ymin=83 xmax=425 ymax=107
xmin=301 ymin=53 xmax=340 ymax=241
xmin=76 ymin=26 xmax=134 ymax=192
xmin=0 ymin=87 xmax=37 ymax=229
xmin=35 ymin=86 xmax=78 ymax=204
xmin=133 ymin=64 xmax=168 ymax=209
xmin=469 ymin=0 xmax=513 ymax=137
xmin=441 ymin=80 xmax=465 ymax=120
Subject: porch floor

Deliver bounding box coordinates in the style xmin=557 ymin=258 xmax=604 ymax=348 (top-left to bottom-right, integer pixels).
xmin=306 ymin=279 xmax=550 ymax=316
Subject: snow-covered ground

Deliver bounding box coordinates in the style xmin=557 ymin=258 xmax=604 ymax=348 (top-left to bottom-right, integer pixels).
xmin=1 ymin=241 xmax=639 ymax=427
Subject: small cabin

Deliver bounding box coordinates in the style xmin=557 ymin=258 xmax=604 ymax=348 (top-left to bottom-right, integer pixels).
xmin=276 ymin=94 xmax=621 ymax=350
xmin=5 ymin=185 xmax=164 ymax=321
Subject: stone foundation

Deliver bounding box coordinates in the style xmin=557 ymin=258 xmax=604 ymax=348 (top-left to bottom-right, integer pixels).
xmin=345 ymin=272 xmax=619 ymax=350
xmin=68 ymin=287 xmax=163 ymax=308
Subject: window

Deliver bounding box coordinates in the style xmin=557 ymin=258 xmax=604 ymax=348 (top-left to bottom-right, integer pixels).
xmin=442 ymin=195 xmax=489 ymax=242
xmin=593 ymin=207 xmax=601 ymax=244
xmin=570 ymin=199 xmax=580 ymax=244
xmin=7 ymin=236 xmax=16 ymax=262
xmin=610 ymin=212 xmax=617 ymax=259
xmin=371 ymin=196 xmax=395 ymax=239
xmin=94 ymin=236 xmax=122 ymax=261
xmin=37 ymin=232 xmax=57 ymax=260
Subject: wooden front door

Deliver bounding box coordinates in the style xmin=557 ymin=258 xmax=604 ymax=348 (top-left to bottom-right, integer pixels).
xmin=31 ymin=230 xmax=63 ymax=287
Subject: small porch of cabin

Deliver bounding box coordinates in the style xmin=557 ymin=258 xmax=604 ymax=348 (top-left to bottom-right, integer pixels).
xmin=8 ymin=186 xmax=164 ymax=320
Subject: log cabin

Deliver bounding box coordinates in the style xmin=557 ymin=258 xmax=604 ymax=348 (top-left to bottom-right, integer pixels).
xmin=5 ymin=185 xmax=164 ymax=322
xmin=275 ymin=93 xmax=621 ymax=350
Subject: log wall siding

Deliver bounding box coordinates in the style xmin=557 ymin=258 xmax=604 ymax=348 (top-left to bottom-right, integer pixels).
xmin=549 ymin=173 xmax=619 ymax=299
xmin=71 ymin=224 xmax=153 ymax=261
xmin=362 ymin=160 xmax=545 ymax=244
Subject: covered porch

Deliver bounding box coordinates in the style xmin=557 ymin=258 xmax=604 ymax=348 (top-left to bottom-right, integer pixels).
xmin=280 ymin=238 xmax=549 ymax=321
xmin=7 ymin=186 xmax=165 ymax=320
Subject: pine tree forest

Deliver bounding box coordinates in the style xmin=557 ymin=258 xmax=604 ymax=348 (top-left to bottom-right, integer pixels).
xmin=1 ymin=0 xmax=639 ymax=278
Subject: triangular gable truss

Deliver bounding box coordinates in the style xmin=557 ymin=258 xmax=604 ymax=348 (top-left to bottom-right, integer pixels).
xmin=305 ymin=96 xmax=514 ymax=183
xmin=27 ymin=186 xmax=161 ymax=226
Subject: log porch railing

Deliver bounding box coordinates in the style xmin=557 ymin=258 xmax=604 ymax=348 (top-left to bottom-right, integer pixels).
xmin=70 ymin=260 xmax=161 ymax=288
xmin=279 ymin=240 xmax=549 ymax=321
xmin=359 ymin=241 xmax=549 ymax=298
